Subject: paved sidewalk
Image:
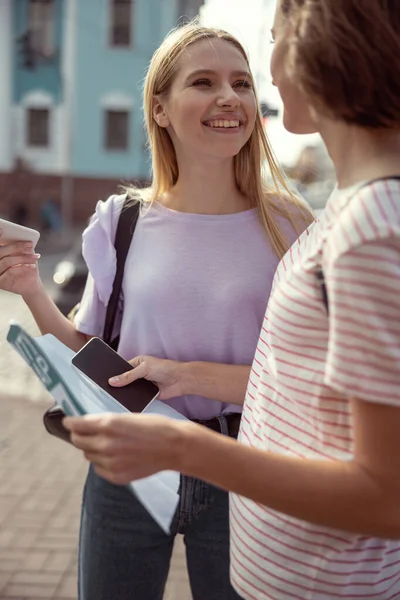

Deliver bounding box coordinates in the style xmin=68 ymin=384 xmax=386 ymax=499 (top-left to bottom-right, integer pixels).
xmin=0 ymin=395 xmax=191 ymax=600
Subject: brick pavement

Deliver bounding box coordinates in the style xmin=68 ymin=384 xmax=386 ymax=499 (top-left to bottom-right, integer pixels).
xmin=0 ymin=395 xmax=192 ymax=600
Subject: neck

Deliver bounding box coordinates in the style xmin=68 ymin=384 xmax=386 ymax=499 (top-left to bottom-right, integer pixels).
xmin=319 ymin=120 xmax=400 ymax=189
xmin=159 ymin=155 xmax=249 ymax=215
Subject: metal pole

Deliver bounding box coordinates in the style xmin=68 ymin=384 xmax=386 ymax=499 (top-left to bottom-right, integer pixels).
xmin=60 ymin=0 xmax=76 ymax=232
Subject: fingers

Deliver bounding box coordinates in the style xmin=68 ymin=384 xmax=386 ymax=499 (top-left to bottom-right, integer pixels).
xmin=63 ymin=414 xmax=110 ymax=435
xmin=65 ymin=413 xmax=175 ymax=484
xmin=109 ymin=359 xmax=148 ymax=387
xmin=0 ymin=241 xmax=35 ymax=258
xmin=128 ymin=356 xmax=144 ymax=369
xmin=0 ymin=252 xmax=40 ymax=277
xmin=71 ymin=433 xmax=98 ymax=453
xmin=64 ymin=413 xmax=138 ymax=438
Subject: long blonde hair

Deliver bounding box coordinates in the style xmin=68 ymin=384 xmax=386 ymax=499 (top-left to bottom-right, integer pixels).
xmin=126 ymin=24 xmax=313 ymax=258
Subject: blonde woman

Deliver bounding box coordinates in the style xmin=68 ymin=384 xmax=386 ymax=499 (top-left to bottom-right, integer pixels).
xmin=66 ymin=3 xmax=400 ymax=600
xmin=0 ymin=25 xmax=310 ymax=600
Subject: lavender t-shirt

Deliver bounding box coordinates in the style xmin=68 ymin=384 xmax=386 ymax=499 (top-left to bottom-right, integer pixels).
xmin=74 ymin=194 xmax=301 ymax=420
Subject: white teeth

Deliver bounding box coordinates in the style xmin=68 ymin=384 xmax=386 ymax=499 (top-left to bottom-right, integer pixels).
xmin=205 ymin=119 xmax=240 ymax=128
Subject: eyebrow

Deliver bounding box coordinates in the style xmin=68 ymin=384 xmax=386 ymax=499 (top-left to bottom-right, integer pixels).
xmin=184 ymin=69 xmax=252 ymax=84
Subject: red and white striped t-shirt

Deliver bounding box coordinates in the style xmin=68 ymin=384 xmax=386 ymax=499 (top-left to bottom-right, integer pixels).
xmin=231 ymin=179 xmax=400 ymax=600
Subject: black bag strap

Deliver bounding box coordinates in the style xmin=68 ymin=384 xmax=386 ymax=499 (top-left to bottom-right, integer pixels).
xmin=316 ymin=268 xmax=329 ymax=313
xmin=103 ymin=196 xmax=140 ymax=345
xmin=315 ymin=176 xmax=400 ymax=314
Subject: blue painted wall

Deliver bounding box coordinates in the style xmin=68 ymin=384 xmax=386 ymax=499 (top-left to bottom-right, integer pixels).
xmin=71 ymin=0 xmax=179 ymax=180
xmin=13 ymin=0 xmax=64 ymax=103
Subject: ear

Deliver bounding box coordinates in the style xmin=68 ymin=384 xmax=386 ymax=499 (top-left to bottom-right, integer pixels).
xmin=152 ymin=97 xmax=170 ymax=128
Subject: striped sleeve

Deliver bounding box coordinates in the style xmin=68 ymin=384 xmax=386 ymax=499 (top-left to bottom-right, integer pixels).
xmin=324 ymin=238 xmax=400 ymax=406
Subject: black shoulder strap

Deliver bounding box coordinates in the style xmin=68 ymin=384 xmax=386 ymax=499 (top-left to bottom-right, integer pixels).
xmin=103 ymin=196 xmax=140 ymax=345
xmin=316 ymin=268 xmax=329 ymax=313
xmin=316 ymin=176 xmax=400 ymax=315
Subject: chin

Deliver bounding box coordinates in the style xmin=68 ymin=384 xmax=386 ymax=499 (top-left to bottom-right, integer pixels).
xmin=283 ymin=111 xmax=319 ymax=135
xmin=210 ymin=143 xmax=245 ymax=159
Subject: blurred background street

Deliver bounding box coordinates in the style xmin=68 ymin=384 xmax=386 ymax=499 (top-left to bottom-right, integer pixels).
xmin=0 ymin=0 xmax=335 ymax=598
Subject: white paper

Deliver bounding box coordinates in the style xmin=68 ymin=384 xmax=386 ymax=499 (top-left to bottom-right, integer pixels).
xmin=14 ymin=329 xmax=188 ymax=533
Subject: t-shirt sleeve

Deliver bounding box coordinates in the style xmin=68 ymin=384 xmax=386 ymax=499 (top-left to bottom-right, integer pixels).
xmin=73 ymin=272 xmax=107 ymax=336
xmin=73 ymin=194 xmax=125 ymax=336
xmin=324 ymin=237 xmax=400 ymax=406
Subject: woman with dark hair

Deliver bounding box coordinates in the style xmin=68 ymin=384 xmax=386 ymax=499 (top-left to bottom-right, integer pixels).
xmin=66 ymin=2 xmax=400 ymax=598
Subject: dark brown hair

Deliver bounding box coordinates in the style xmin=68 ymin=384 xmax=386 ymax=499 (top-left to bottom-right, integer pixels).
xmin=281 ymin=0 xmax=400 ymax=128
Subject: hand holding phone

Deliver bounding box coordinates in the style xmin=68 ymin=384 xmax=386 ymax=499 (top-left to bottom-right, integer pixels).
xmin=0 ymin=219 xmax=42 ymax=297
xmin=72 ymin=337 xmax=160 ymax=412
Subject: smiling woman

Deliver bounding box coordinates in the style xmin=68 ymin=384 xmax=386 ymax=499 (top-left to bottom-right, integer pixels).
xmin=0 ymin=21 xmax=310 ymax=600
xmin=64 ymin=26 xmax=311 ymax=599
xmin=69 ymin=23 xmax=311 ymax=600
xmin=148 ymin=37 xmax=257 ymax=168
xmin=135 ymin=24 xmax=310 ymax=252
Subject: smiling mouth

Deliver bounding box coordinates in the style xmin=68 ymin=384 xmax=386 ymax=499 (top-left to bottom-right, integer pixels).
xmin=203 ymin=119 xmax=243 ymax=129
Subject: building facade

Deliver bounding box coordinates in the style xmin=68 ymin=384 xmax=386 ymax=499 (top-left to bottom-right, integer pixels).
xmin=0 ymin=0 xmax=204 ymax=225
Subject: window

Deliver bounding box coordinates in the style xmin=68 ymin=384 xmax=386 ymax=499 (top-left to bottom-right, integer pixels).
xmin=104 ymin=110 xmax=129 ymax=150
xmin=27 ymin=108 xmax=50 ymax=147
xmin=28 ymin=0 xmax=54 ymax=57
xmin=109 ymin=0 xmax=132 ymax=47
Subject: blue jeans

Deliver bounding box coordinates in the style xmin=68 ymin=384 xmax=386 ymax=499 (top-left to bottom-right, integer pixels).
xmin=78 ymin=425 xmax=242 ymax=599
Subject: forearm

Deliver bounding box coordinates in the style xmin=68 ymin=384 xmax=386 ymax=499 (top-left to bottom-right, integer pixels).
xmin=179 ymin=424 xmax=400 ymax=538
xmin=23 ymin=285 xmax=88 ymax=352
xmin=181 ymin=362 xmax=250 ymax=405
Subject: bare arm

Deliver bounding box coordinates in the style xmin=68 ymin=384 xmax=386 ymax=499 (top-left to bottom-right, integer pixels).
xmin=181 ymin=362 xmax=250 ymax=405
xmin=24 ymin=284 xmax=88 ymax=351
xmin=180 ymin=397 xmax=400 ymax=538
xmin=65 ymin=397 xmax=400 ymax=539
xmin=110 ymin=356 xmax=250 ymax=405
xmin=0 ymin=241 xmax=87 ymax=352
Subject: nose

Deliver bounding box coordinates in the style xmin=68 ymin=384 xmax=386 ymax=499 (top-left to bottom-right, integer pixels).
xmin=216 ymin=83 xmax=240 ymax=108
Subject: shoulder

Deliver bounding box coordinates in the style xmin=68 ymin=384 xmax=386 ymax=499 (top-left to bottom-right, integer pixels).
xmin=86 ymin=193 xmax=127 ymax=242
xmin=80 ymin=194 xmax=127 ymax=304
xmin=327 ymin=179 xmax=400 ymax=259
xmin=269 ymin=192 xmax=315 ymax=245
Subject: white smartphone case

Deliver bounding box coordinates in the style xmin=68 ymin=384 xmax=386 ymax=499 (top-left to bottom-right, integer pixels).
xmin=0 ymin=218 xmax=40 ymax=246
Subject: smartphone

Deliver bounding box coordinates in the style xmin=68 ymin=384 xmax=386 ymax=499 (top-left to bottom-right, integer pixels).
xmin=0 ymin=218 xmax=40 ymax=247
xmin=71 ymin=337 xmax=159 ymax=412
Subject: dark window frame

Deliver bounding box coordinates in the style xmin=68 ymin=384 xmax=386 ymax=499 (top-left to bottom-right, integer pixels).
xmin=27 ymin=107 xmax=50 ymax=148
xmin=104 ymin=109 xmax=130 ymax=151
xmin=109 ymin=0 xmax=133 ymax=48
xmin=27 ymin=0 xmax=55 ymax=57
